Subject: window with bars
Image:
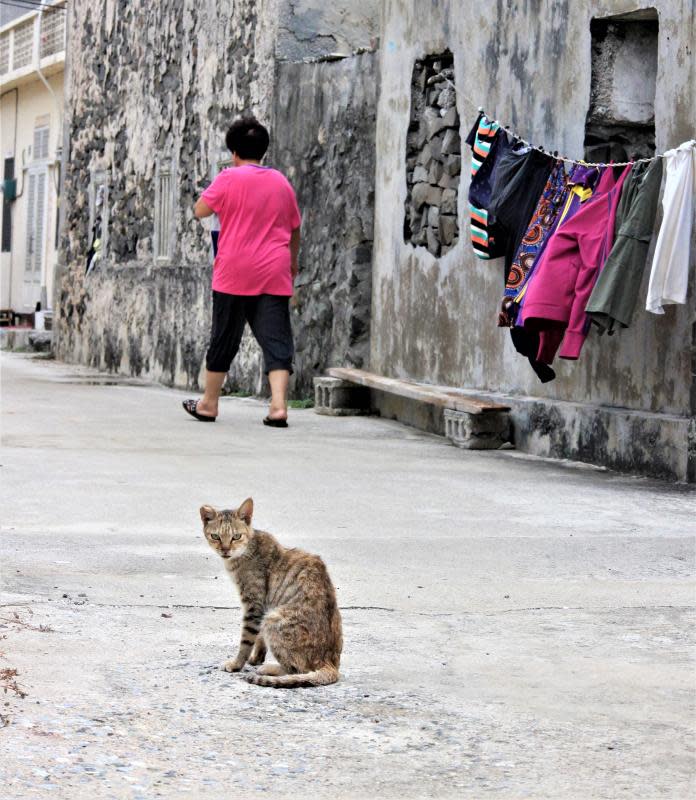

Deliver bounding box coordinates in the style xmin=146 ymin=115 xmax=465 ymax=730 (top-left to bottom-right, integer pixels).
xmin=40 ymin=7 xmax=66 ymax=59
xmin=33 ymin=124 xmax=50 ymax=161
xmin=154 ymin=159 xmax=174 ymax=261
xmin=12 ymin=20 xmax=34 ymax=70
xmin=0 ymin=32 xmax=10 ymax=75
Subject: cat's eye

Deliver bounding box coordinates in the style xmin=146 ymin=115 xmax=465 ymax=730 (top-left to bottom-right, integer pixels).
xmin=210 ymin=533 xmax=220 ymax=541
xmin=232 ymin=533 xmax=242 ymax=541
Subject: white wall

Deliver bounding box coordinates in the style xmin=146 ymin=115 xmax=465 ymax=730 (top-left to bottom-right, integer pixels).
xmin=1 ymin=70 xmax=63 ymax=313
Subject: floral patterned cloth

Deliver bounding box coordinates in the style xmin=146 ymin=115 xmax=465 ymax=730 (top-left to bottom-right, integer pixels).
xmin=504 ymin=160 xmax=571 ymax=299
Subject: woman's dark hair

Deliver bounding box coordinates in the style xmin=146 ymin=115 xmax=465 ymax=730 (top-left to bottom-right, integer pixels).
xmin=225 ymin=117 xmax=270 ymax=160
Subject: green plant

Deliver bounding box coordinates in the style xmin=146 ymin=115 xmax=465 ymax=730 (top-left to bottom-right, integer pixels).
xmin=288 ymin=398 xmax=314 ymax=409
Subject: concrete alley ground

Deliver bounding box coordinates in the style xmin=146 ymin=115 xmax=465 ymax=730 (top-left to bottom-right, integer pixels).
xmin=1 ymin=352 xmax=694 ymax=799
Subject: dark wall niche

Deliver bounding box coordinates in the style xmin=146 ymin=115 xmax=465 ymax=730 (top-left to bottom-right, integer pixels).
xmin=404 ymin=51 xmax=461 ymax=257
xmin=585 ymin=11 xmax=658 ymax=162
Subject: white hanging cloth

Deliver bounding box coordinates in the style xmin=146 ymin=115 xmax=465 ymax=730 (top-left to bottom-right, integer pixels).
xmin=646 ymin=140 xmax=696 ymax=314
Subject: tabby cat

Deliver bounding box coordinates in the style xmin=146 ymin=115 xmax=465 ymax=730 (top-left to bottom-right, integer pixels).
xmin=200 ymin=498 xmax=343 ymax=688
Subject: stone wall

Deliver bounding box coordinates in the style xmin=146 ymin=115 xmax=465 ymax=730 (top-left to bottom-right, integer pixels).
xmin=54 ymin=0 xmax=378 ymax=397
xmin=372 ymin=0 xmax=696 ymax=480
xmin=272 ymin=53 xmax=377 ymax=397
xmin=55 ymin=0 xmax=271 ymax=390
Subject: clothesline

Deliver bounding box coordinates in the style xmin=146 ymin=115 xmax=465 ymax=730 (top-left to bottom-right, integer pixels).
xmin=441 ymin=77 xmax=694 ymax=168
xmin=463 ymin=91 xmax=694 ymax=381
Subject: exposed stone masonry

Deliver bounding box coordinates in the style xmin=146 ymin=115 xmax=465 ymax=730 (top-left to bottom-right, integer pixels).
xmin=56 ymin=0 xmax=265 ymax=389
xmin=403 ymin=52 xmax=461 ymax=258
xmin=584 ymin=16 xmax=658 ymax=161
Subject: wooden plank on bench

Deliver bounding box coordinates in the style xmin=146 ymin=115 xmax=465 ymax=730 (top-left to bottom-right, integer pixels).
xmin=327 ymin=367 xmax=510 ymax=415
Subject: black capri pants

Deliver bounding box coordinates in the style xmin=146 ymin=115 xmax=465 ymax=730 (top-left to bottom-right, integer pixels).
xmin=206 ymin=291 xmax=294 ymax=375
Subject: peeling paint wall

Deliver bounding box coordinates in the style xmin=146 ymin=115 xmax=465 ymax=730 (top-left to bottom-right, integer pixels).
xmin=55 ymin=0 xmax=377 ymax=395
xmin=372 ymin=0 xmax=696 ymax=479
xmin=272 ymin=53 xmax=377 ymax=397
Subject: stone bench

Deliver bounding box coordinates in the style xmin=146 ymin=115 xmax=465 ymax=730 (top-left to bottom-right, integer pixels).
xmin=314 ymin=367 xmax=511 ymax=450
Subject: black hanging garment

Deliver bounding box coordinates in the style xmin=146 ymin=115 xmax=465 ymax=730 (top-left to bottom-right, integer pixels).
xmin=487 ymin=146 xmax=556 ymax=279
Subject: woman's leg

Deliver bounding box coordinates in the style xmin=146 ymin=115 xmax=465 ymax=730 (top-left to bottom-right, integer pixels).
xmin=267 ymin=369 xmax=290 ymax=421
xmin=193 ymin=292 xmax=245 ymax=417
xmin=196 ymin=370 xmax=227 ymax=417
xmin=247 ymin=295 xmax=294 ymax=422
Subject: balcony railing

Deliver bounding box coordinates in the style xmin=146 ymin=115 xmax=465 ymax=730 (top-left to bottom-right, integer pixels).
xmin=0 ymin=1 xmax=66 ymax=82
xmin=40 ymin=5 xmax=66 ymax=59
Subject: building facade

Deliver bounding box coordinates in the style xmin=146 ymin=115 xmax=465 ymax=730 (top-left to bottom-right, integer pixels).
xmin=1 ymin=1 xmax=66 ymax=322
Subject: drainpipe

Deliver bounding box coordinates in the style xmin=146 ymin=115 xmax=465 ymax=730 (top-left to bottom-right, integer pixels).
xmin=53 ymin=0 xmax=71 ymax=352
xmin=36 ymin=5 xmax=63 ymax=145
xmin=36 ymin=3 xmax=64 ymax=312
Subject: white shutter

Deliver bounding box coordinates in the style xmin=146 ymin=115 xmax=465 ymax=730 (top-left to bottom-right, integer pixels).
xmin=25 ymin=173 xmax=36 ymax=273
xmin=34 ymin=172 xmax=46 ymax=273
xmin=25 ymin=170 xmax=47 ymax=280
xmin=33 ymin=126 xmax=50 ymax=160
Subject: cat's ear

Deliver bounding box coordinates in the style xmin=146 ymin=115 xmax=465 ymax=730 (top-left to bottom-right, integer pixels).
xmin=200 ymin=505 xmax=217 ymax=525
xmin=237 ymin=497 xmax=254 ymax=525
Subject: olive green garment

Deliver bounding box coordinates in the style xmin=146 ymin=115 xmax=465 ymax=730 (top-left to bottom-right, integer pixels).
xmin=586 ymin=158 xmax=663 ymax=333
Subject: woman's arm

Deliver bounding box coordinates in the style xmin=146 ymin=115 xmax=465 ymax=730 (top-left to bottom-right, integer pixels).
xmin=194 ymin=198 xmax=214 ymax=219
xmin=290 ymin=227 xmax=301 ymax=278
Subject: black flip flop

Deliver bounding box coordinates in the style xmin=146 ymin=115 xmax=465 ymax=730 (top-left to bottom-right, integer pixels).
xmin=263 ymin=416 xmax=288 ymax=428
xmin=183 ymin=399 xmax=216 ymax=422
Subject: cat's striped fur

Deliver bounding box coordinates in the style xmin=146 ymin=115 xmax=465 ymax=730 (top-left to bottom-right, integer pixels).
xmin=200 ymin=498 xmax=342 ymax=688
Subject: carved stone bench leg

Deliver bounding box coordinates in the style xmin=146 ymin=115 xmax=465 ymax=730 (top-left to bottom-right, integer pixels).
xmin=444 ymin=408 xmax=511 ymax=450
xmin=313 ymin=377 xmax=372 ymax=416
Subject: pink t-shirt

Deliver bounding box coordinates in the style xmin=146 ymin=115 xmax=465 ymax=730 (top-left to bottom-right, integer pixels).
xmin=201 ymin=165 xmax=301 ymax=296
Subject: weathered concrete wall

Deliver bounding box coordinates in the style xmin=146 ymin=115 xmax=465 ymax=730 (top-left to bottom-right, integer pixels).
xmin=55 ymin=0 xmax=378 ymax=396
xmin=275 ymin=0 xmax=380 ymax=60
xmin=372 ymin=0 xmax=696 ymax=480
xmin=272 ymin=52 xmax=377 ymax=397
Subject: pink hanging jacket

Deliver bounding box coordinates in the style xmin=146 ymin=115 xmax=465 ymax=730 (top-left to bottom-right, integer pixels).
xmin=522 ymin=163 xmax=632 ymax=363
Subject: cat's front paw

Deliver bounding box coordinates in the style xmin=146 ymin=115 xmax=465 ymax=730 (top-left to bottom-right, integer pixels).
xmin=222 ymin=659 xmax=245 ymax=673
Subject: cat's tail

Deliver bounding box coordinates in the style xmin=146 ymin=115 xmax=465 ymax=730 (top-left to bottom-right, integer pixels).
xmin=246 ymin=664 xmax=339 ymax=689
